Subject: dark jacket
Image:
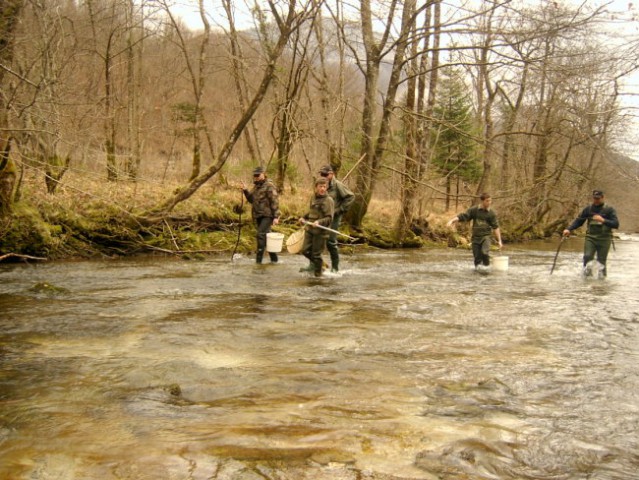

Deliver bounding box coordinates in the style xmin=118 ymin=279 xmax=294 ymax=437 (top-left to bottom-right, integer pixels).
xmin=327 ymin=178 xmax=354 ymax=216
xmin=567 ymin=203 xmax=619 ymax=238
xmin=457 ymin=206 xmax=499 ymax=240
xmin=303 ymin=193 xmax=334 ymax=236
xmin=244 ymin=180 xmax=280 ymax=219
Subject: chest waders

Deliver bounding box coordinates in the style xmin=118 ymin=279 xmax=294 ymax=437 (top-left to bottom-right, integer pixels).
xmin=583 ymin=219 xmax=612 ymax=277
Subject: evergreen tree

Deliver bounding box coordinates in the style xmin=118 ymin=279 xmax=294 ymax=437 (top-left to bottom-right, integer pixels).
xmin=431 ymin=66 xmax=481 ymax=210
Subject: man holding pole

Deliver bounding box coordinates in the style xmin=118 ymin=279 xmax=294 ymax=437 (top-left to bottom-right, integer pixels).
xmin=240 ymin=166 xmax=280 ymax=264
xmin=299 ymin=177 xmax=334 ymax=277
xmin=562 ymin=189 xmax=619 ymax=277
xmin=318 ymin=164 xmax=354 ymax=272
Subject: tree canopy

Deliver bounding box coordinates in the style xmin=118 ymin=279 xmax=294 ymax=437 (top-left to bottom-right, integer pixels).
xmin=1 ymin=0 xmax=638 ymax=239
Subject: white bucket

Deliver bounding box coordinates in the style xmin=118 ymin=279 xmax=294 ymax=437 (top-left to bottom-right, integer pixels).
xmin=266 ymin=232 xmax=284 ymax=253
xmin=492 ymin=255 xmax=509 ymax=272
xmin=285 ymin=229 xmax=305 ymax=254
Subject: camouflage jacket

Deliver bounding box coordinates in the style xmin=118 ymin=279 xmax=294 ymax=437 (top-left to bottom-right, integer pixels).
xmin=327 ymin=178 xmax=354 ymax=216
xmin=244 ymin=180 xmax=280 ymax=219
xmin=303 ymin=193 xmax=334 ymax=236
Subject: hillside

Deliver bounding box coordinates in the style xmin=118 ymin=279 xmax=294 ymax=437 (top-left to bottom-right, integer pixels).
xmin=600 ymin=153 xmax=639 ymax=233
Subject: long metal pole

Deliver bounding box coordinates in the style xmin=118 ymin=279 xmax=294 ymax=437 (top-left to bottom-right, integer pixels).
xmin=301 ymin=220 xmax=357 ymax=240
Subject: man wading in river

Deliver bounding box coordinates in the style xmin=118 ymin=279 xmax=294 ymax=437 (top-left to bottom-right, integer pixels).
xmin=299 ymin=177 xmax=334 ymax=277
xmin=447 ymin=193 xmax=503 ymax=269
xmin=301 ymin=165 xmax=354 ymax=273
xmin=562 ymin=189 xmax=619 ymax=278
xmin=240 ymin=166 xmax=280 ymax=264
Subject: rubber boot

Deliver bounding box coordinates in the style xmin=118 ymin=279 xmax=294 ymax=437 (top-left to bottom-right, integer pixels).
xmin=330 ymin=252 xmax=339 ymax=273
xmin=256 ymin=249 xmax=264 ymax=264
xmin=313 ymin=258 xmax=323 ymax=277
xmin=269 ymin=252 xmax=278 ymax=263
xmin=583 ymin=262 xmax=592 ymax=277
xmin=597 ymin=262 xmax=606 ymax=279
xmin=299 ymin=262 xmax=314 ymax=272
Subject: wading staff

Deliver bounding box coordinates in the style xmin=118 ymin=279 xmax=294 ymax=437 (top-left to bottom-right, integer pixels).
xmin=550 ymin=235 xmax=567 ymax=274
xmin=231 ymin=189 xmax=244 ymax=261
xmin=301 ymin=219 xmax=357 ymax=241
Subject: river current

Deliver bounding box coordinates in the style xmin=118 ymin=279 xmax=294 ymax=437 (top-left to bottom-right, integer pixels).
xmin=1 ymin=236 xmax=638 ymax=480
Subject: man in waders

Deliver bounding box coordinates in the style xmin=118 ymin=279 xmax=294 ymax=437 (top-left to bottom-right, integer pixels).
xmin=300 ymin=165 xmax=354 ymax=273
xmin=318 ymin=165 xmax=354 ymax=272
xmin=562 ymin=190 xmax=619 ymax=278
xmin=240 ymin=166 xmax=280 ymax=264
xmin=447 ymin=193 xmax=503 ymax=269
xmin=299 ymin=177 xmax=334 ymax=277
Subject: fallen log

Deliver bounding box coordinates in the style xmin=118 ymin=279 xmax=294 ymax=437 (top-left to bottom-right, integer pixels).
xmin=0 ymin=253 xmax=47 ymax=262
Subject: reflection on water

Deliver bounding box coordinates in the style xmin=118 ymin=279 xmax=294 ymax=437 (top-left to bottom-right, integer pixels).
xmin=1 ymin=236 xmax=638 ymax=479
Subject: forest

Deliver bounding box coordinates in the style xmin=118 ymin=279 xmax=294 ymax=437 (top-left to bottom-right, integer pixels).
xmin=1 ymin=0 xmax=639 ymax=259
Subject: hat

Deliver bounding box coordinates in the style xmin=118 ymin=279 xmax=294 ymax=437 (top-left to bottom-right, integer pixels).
xmin=318 ymin=165 xmax=333 ymax=175
xmin=252 ymin=166 xmax=265 ymax=176
xmin=592 ymin=189 xmax=604 ymax=198
xmin=315 ymin=177 xmax=328 ymax=186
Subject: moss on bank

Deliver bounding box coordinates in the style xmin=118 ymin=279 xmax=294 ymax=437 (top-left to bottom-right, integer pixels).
xmin=0 ymin=173 xmax=536 ymax=261
xmin=0 ymin=195 xmax=462 ymax=261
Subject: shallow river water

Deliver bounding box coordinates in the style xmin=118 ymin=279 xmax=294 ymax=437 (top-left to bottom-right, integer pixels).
xmin=1 ymin=236 xmax=638 ymax=480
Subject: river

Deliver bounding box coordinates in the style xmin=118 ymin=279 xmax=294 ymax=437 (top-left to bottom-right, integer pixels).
xmin=1 ymin=236 xmax=638 ymax=480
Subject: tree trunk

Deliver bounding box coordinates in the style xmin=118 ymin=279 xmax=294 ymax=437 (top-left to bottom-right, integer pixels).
xmin=45 ymin=155 xmax=71 ymax=194
xmin=125 ymin=0 xmax=142 ymax=181
xmin=271 ymin=22 xmax=311 ymax=193
xmin=104 ymin=33 xmax=118 ymax=182
xmin=222 ymin=0 xmax=263 ymax=165
xmin=0 ymin=0 xmax=24 ymax=216
xmin=312 ymin=1 xmax=346 ymax=173
xmin=348 ymin=0 xmax=415 ymax=229
xmin=396 ymin=0 xmax=419 ymax=242
xmin=474 ymin=6 xmax=497 ymax=196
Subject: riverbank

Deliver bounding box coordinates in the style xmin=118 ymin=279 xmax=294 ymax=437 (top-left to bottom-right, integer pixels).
xmin=0 ymin=172 xmax=476 ymax=261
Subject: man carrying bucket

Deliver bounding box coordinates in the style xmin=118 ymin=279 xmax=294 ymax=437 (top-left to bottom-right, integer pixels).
xmin=447 ymin=193 xmax=502 ymax=269
xmin=299 ymin=177 xmax=334 ymax=277
xmin=240 ymin=166 xmax=280 ymax=264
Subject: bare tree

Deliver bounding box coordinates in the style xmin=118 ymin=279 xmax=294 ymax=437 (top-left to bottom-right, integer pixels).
xmin=0 ymin=0 xmax=24 ymax=215
xmin=222 ymin=0 xmax=264 ymax=166
xmin=346 ymin=0 xmax=420 ymax=230
xmin=396 ymin=0 xmax=439 ymax=240
xmin=15 ymin=0 xmax=76 ymax=194
xmin=312 ymin=0 xmax=348 ymax=174
xmin=123 ymin=0 xmax=144 ymax=180
xmin=139 ymin=0 xmax=312 ymax=223
xmin=156 ymin=0 xmax=212 ymax=181
xmin=269 ymin=13 xmax=316 ymax=193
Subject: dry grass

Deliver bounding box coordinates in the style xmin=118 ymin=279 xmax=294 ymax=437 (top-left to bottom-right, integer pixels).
xmin=21 ymin=168 xmax=424 ymax=227
xmin=6 ymin=167 xmax=461 ymax=259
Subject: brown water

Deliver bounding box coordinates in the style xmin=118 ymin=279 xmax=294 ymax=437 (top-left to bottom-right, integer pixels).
xmin=1 ymin=237 xmax=638 ymax=480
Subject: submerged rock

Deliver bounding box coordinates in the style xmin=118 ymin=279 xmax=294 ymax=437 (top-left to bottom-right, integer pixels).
xmin=29 ymin=282 xmax=69 ymax=295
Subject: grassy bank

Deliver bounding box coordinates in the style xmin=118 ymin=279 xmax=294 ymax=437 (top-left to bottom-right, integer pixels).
xmin=0 ymin=171 xmax=463 ymax=261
